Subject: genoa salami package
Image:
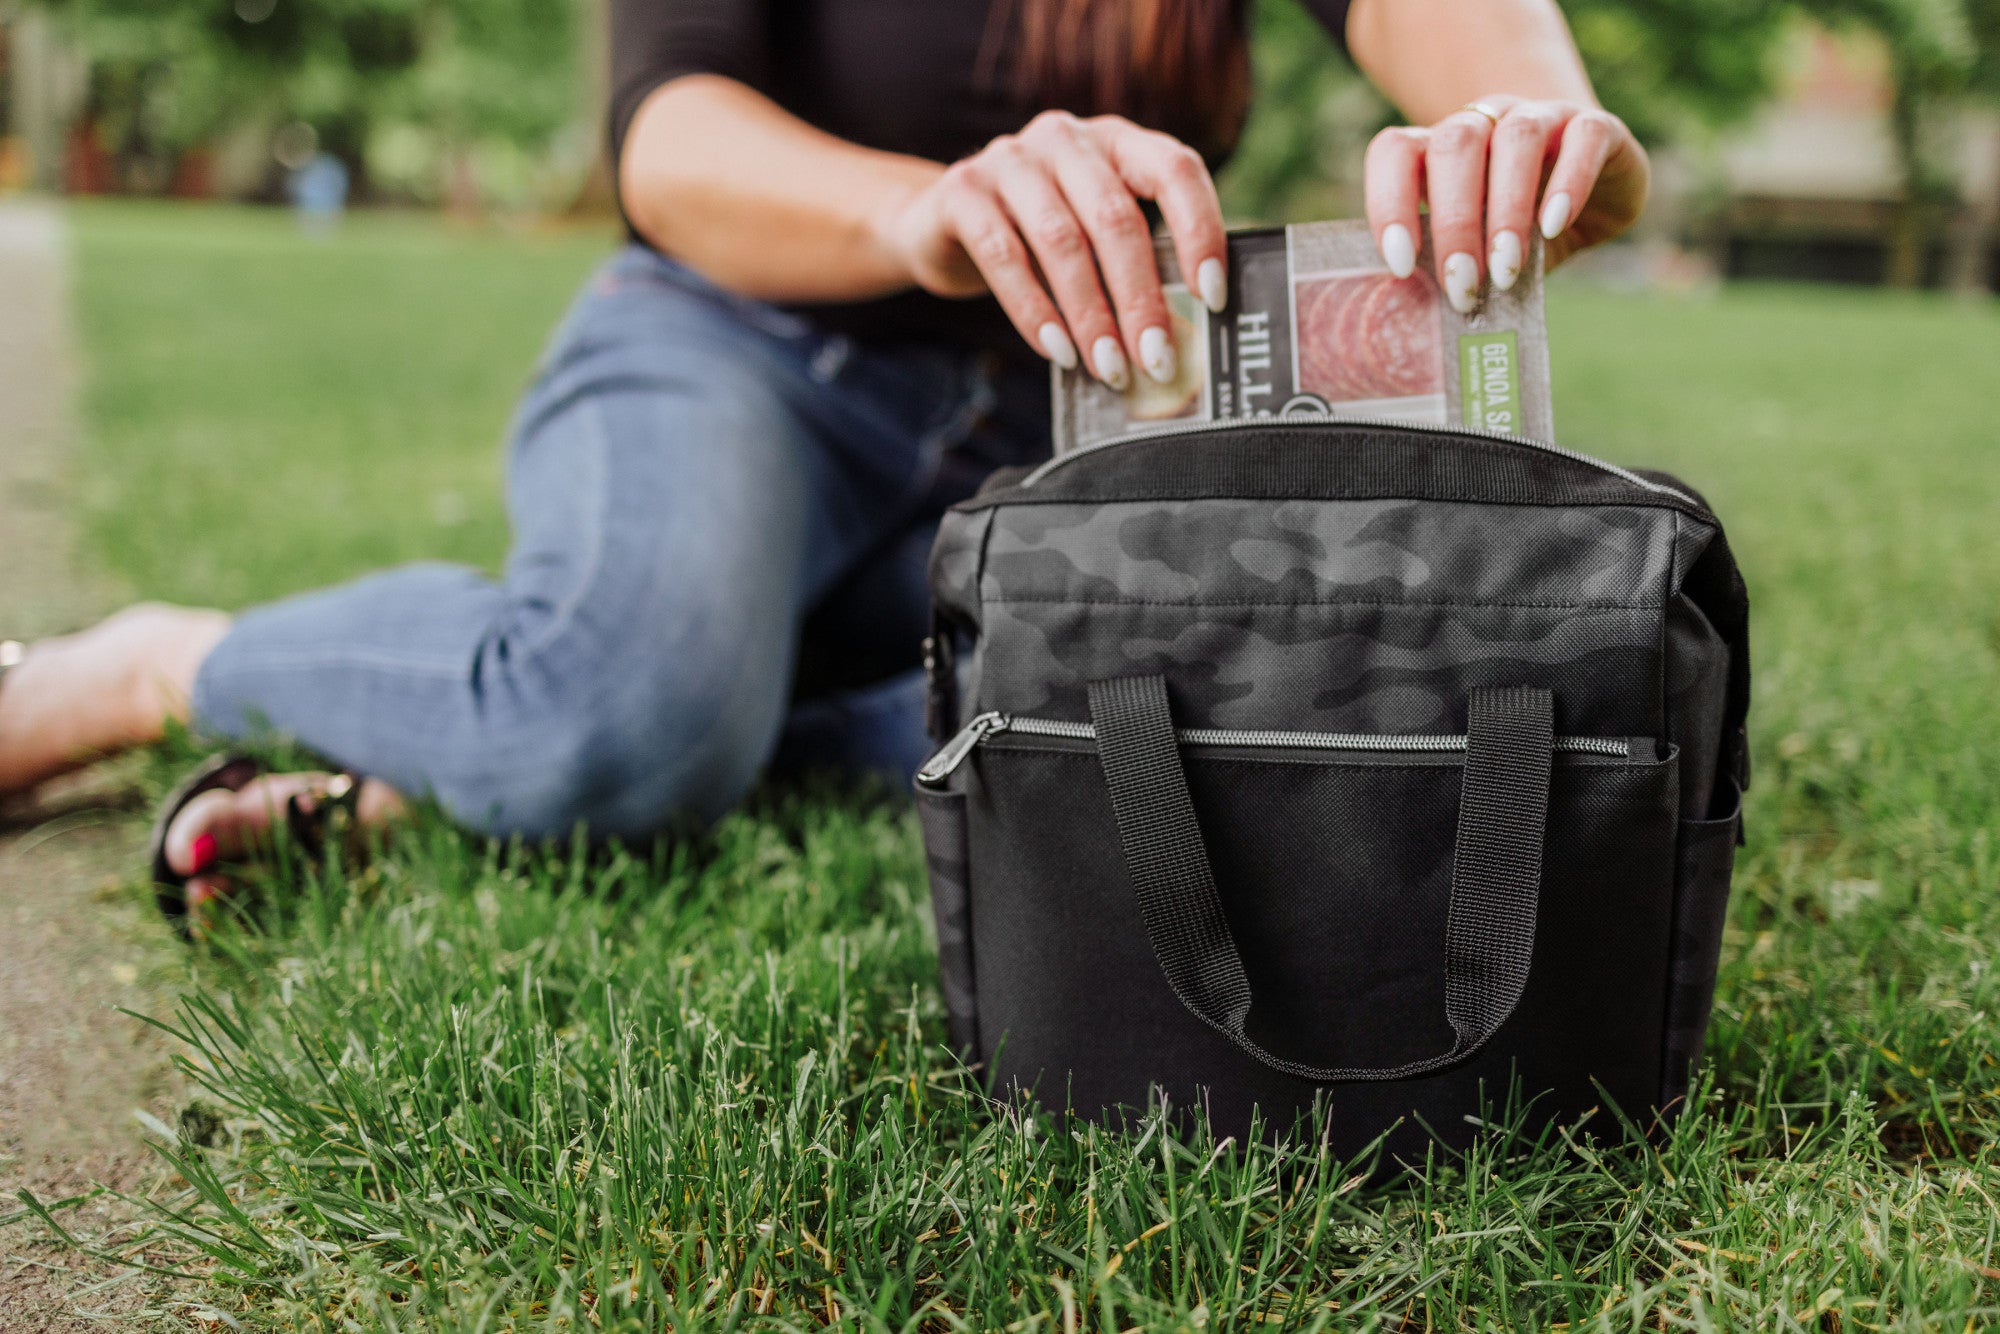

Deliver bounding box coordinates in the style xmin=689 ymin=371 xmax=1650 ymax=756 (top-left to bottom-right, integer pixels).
xmin=1050 ymin=217 xmax=1554 ymax=455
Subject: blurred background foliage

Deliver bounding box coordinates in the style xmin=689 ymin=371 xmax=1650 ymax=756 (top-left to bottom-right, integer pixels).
xmin=22 ymin=0 xmax=587 ymax=206
xmin=7 ymin=0 xmax=2000 ymax=286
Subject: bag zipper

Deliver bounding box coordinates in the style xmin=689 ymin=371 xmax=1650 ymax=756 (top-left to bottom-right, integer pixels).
xmin=1020 ymin=415 xmax=1694 ymax=503
xmin=916 ymin=710 xmax=1631 ymax=787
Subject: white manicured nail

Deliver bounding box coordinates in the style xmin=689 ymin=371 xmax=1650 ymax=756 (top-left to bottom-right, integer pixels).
xmin=1037 ymin=322 xmax=1078 ymax=370
xmin=1196 ymin=258 xmax=1227 ymax=312
xmin=1488 ymin=230 xmax=1523 ymax=292
xmin=1379 ymin=223 xmax=1416 ymax=279
xmin=1443 ymin=252 xmax=1480 ymax=315
xmin=1540 ymin=192 xmax=1572 ymax=241
xmin=1139 ymin=326 xmax=1177 ymax=384
xmin=1091 ymin=336 xmax=1130 ymax=391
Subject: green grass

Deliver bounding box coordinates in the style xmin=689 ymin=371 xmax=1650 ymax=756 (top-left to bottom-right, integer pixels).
xmin=25 ymin=202 xmax=2000 ymax=1329
xmin=67 ymin=201 xmax=607 ymax=607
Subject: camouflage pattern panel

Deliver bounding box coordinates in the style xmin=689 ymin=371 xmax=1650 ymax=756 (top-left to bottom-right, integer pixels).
xmin=929 ymin=507 xmax=994 ymax=736
xmin=930 ymin=506 xmax=991 ymax=628
xmin=960 ymin=497 xmax=1691 ymax=739
xmin=971 ymin=598 xmax=1665 ymax=738
xmin=977 ymin=500 xmax=1678 ymax=610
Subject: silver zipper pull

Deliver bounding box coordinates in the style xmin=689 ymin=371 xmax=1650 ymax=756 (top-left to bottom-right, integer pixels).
xmin=915 ymin=712 xmax=1008 ymax=787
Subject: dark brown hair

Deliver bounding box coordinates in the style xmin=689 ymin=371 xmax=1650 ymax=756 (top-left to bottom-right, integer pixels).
xmin=979 ymin=0 xmax=1252 ymax=160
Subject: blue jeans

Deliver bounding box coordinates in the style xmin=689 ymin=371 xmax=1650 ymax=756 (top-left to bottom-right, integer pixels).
xmin=192 ymin=246 xmax=1050 ymax=839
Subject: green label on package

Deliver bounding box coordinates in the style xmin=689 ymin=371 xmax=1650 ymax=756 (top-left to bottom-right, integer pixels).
xmin=1459 ymin=331 xmax=1520 ymax=435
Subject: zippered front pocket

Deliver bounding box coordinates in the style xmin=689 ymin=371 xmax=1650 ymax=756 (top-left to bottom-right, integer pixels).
xmin=920 ymin=704 xmax=1683 ymax=1145
xmin=918 ymin=711 xmax=1645 ymax=788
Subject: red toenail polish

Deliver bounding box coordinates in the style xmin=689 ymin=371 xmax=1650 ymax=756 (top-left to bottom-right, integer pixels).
xmin=190 ymin=832 xmax=219 ymax=874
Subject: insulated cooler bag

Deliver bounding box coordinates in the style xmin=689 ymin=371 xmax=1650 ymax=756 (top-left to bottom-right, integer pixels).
xmin=914 ymin=420 xmax=1749 ymax=1155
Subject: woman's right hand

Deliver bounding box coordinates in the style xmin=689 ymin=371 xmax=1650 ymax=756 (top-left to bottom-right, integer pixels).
xmin=875 ymin=110 xmax=1229 ymax=390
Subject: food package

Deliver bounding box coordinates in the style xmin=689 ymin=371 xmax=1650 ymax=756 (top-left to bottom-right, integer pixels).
xmin=1051 ymin=217 xmax=1553 ymax=454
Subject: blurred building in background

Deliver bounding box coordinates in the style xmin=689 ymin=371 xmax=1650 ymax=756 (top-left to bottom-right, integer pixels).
xmin=1709 ymin=24 xmax=2000 ymax=291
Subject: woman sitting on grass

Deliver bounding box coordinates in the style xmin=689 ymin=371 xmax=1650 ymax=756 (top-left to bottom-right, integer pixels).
xmin=0 ymin=0 xmax=1649 ymax=925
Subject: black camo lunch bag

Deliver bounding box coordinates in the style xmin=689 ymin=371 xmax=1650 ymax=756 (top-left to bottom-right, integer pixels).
xmin=913 ymin=420 xmax=1749 ymax=1156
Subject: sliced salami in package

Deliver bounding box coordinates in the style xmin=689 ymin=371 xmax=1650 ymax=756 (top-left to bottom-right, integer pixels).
xmin=1051 ymin=217 xmax=1553 ymax=454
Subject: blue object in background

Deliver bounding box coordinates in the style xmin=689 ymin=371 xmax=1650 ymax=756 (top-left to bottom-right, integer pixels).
xmin=288 ymin=154 xmax=349 ymax=233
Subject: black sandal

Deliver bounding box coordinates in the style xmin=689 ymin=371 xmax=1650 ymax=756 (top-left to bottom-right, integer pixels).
xmin=148 ymin=754 xmax=362 ymax=932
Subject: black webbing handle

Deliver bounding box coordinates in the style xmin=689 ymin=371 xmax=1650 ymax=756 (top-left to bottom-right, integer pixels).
xmin=1086 ymin=674 xmax=1554 ymax=1083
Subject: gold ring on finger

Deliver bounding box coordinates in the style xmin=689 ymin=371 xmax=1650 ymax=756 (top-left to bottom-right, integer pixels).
xmin=1462 ymin=101 xmax=1504 ymax=126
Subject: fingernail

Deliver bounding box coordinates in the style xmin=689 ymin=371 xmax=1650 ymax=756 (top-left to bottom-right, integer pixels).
xmin=1443 ymin=252 xmax=1481 ymax=315
xmin=190 ymin=832 xmax=218 ymax=874
xmin=1037 ymin=322 xmax=1078 ymax=370
xmin=1540 ymin=192 xmax=1571 ymax=241
xmin=1489 ymin=230 xmax=1523 ymax=292
xmin=1139 ymin=326 xmax=1177 ymax=384
xmin=1379 ymin=223 xmax=1416 ymax=279
xmin=1091 ymin=336 xmax=1130 ymax=391
xmin=1196 ymin=258 xmax=1227 ymax=313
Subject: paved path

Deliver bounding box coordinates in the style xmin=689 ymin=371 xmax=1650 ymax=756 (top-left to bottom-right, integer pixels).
xmin=0 ymin=200 xmax=189 ymax=1330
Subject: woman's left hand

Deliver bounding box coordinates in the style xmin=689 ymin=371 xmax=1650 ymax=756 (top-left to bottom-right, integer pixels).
xmin=1362 ymin=95 xmax=1648 ymax=314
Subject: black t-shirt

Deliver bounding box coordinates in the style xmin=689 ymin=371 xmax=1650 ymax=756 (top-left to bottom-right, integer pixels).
xmin=610 ymin=0 xmax=1354 ymax=359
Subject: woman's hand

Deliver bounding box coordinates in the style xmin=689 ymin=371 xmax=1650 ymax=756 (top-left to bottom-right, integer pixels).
xmin=1363 ymin=95 xmax=1649 ymax=314
xmin=876 ymin=111 xmax=1228 ymax=389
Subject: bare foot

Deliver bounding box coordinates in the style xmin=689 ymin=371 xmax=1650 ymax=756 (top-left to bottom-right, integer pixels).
xmin=161 ymin=771 xmax=408 ymax=926
xmin=0 ymin=604 xmax=231 ymax=796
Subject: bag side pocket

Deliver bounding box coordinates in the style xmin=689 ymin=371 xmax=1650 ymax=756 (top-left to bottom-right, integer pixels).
xmin=1659 ymin=779 xmax=1742 ymax=1115
xmin=917 ymin=788 xmax=979 ymax=1059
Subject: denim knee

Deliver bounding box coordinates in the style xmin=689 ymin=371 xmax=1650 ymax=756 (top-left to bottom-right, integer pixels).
xmin=447 ymin=655 xmax=786 ymax=843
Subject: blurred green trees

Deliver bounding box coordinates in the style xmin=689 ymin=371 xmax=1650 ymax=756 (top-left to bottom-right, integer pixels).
xmin=1565 ymin=0 xmax=1793 ymax=140
xmin=30 ymin=0 xmax=2000 ymax=240
xmin=1220 ymin=0 xmax=1368 ymax=220
xmin=1977 ymin=0 xmax=2000 ymax=93
xmin=35 ymin=0 xmax=581 ymax=202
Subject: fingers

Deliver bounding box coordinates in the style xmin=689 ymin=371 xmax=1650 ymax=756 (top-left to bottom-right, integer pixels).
xmin=1484 ymin=105 xmax=1567 ymax=292
xmin=1364 ymin=126 xmax=1425 ymax=280
xmin=1095 ymin=118 xmax=1230 ymax=315
xmin=1422 ymin=108 xmax=1504 ymax=315
xmin=943 ymin=113 xmax=1231 ymax=387
xmin=1366 ymin=116 xmax=1496 ymax=312
xmin=933 ymin=165 xmax=1077 ymax=369
xmin=979 ymin=138 xmax=1129 ymax=389
xmin=1366 ymin=99 xmax=1629 ymax=302
xmin=1032 ymin=118 xmax=1175 ymax=385
xmin=1540 ymin=108 xmax=1618 ymax=245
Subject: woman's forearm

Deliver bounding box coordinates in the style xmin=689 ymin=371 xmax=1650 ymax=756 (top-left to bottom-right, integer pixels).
xmin=1346 ymin=0 xmax=1597 ymax=123
xmin=619 ymin=75 xmax=946 ymax=304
